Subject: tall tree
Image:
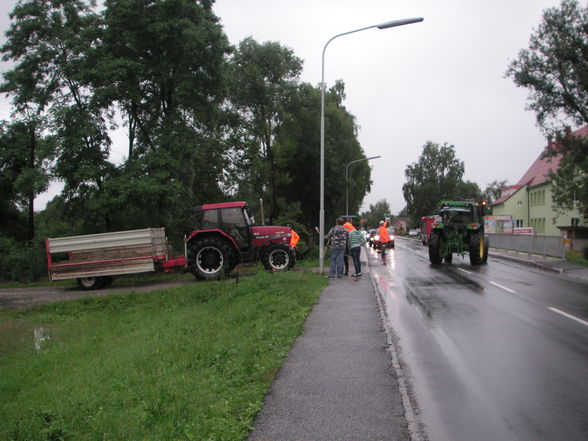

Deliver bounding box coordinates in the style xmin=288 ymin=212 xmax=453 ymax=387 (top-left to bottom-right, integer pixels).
xmin=482 ymin=179 xmax=508 ymax=204
xmin=227 ymin=37 xmax=303 ymax=221
xmin=88 ymin=0 xmax=231 ymax=235
xmin=1 ymin=0 xmax=113 ymax=230
xmin=402 ymin=141 xmax=466 ymax=221
xmin=506 ymin=0 xmax=588 ymax=219
xmin=0 ymin=120 xmax=53 ymax=240
xmin=361 ymin=200 xmax=392 ymax=229
xmin=274 ymin=80 xmax=372 ymax=227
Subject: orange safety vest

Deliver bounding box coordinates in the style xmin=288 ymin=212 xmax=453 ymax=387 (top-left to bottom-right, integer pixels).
xmin=378 ymin=224 xmax=390 ymax=243
xmin=290 ymin=230 xmax=300 ymax=248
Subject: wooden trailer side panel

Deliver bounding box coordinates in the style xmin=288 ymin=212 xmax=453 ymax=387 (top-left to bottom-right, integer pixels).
xmin=47 ymin=228 xmax=167 ymax=281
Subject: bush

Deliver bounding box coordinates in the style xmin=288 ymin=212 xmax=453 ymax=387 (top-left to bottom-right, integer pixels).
xmin=0 ymin=236 xmax=47 ymax=282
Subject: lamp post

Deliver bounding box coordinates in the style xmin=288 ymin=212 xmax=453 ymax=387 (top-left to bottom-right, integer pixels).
xmin=346 ymin=156 xmax=381 ymax=218
xmin=319 ymin=17 xmax=424 ymax=274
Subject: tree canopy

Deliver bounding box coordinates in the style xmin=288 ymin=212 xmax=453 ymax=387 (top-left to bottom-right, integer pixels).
xmin=0 ymin=0 xmax=374 ymax=281
xmin=507 ymin=0 xmax=588 ymax=219
xmin=402 ymin=141 xmax=481 ymax=221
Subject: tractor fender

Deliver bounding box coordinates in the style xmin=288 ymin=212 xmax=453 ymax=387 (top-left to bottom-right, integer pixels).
xmin=186 ymin=229 xmax=239 ymax=252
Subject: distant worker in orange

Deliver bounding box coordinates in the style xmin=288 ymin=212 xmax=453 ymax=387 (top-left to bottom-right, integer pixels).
xmin=290 ymin=229 xmax=300 ymax=248
xmin=378 ymin=220 xmax=390 ymax=258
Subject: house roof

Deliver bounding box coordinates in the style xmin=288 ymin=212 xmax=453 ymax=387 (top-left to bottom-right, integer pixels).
xmin=493 ymin=125 xmax=587 ymax=206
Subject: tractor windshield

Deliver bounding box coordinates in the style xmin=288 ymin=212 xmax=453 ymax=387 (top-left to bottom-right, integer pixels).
xmin=244 ymin=206 xmax=255 ymax=226
xmin=440 ymin=207 xmax=473 ymax=224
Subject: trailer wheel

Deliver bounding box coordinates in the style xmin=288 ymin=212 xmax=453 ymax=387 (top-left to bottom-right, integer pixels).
xmin=262 ymin=244 xmax=295 ymax=272
xmin=428 ymin=232 xmax=444 ymax=264
xmin=77 ymin=277 xmax=99 ymax=290
xmin=469 ymin=233 xmax=484 ymax=265
xmin=76 ymin=276 xmax=113 ymax=290
xmin=189 ymin=237 xmax=234 ymax=280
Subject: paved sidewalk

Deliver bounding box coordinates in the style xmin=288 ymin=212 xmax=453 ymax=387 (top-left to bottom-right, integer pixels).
xmin=490 ymin=248 xmax=588 ymax=283
xmin=248 ymin=249 xmax=412 ymax=441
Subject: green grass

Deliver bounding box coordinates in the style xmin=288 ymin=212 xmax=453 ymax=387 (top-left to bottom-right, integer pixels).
xmin=0 ymin=270 xmax=326 ymax=441
xmin=566 ymin=249 xmax=588 ymax=267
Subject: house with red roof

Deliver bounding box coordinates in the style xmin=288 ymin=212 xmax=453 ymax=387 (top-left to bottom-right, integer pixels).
xmin=492 ymin=126 xmax=586 ymax=238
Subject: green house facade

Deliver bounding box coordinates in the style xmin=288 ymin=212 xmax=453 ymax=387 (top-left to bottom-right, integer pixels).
xmin=492 ymin=127 xmax=586 ymax=237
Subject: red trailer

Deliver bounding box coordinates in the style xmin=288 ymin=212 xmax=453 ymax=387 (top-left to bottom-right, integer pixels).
xmin=46 ymin=228 xmax=187 ymax=290
xmin=420 ymin=216 xmax=436 ymax=245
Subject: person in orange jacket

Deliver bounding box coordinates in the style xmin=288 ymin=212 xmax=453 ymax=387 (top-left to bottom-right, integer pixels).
xmin=343 ymin=220 xmax=355 ymax=232
xmin=378 ymin=220 xmax=390 ymax=257
xmin=290 ymin=229 xmax=300 ymax=248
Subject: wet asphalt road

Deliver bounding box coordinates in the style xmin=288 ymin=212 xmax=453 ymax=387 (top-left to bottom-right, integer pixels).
xmin=369 ymin=237 xmax=588 ymax=441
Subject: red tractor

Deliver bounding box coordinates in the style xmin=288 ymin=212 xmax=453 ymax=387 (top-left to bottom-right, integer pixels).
xmin=186 ymin=201 xmax=296 ymax=280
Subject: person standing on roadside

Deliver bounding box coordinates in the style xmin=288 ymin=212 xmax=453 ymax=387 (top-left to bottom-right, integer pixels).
xmin=378 ymin=220 xmax=390 ymax=258
xmin=326 ymin=217 xmax=349 ymax=278
xmin=348 ymin=221 xmax=366 ymax=277
xmin=342 ymin=218 xmax=355 ymax=276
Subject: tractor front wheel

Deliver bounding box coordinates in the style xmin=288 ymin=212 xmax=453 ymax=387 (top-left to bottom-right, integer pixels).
xmin=428 ymin=232 xmax=444 ymax=264
xmin=262 ymin=244 xmax=295 ymax=272
xmin=189 ymin=237 xmax=234 ymax=280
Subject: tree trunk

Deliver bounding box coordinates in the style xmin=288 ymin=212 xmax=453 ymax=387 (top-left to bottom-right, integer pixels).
xmin=27 ymin=127 xmax=36 ymax=241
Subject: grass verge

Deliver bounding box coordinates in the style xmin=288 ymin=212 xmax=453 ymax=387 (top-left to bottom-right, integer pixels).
xmin=566 ymin=249 xmax=588 ymax=267
xmin=0 ymin=270 xmax=326 ymax=441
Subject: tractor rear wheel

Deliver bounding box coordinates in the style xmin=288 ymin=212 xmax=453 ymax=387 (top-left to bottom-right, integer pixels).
xmin=189 ymin=237 xmax=234 ymax=280
xmin=482 ymin=236 xmax=489 ymax=264
xmin=428 ymin=232 xmax=444 ymax=264
xmin=469 ymin=233 xmax=484 ymax=265
xmin=262 ymin=244 xmax=295 ymax=272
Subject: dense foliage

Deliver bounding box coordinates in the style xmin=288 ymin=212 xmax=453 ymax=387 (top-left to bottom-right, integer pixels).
xmin=0 ymin=0 xmax=371 ymax=280
xmin=507 ymin=0 xmax=588 ymax=219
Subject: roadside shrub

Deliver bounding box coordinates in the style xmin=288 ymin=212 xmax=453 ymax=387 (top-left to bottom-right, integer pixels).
xmin=0 ymin=236 xmax=47 ymax=282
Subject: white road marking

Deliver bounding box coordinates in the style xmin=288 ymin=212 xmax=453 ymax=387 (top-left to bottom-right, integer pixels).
xmin=457 ymin=268 xmax=473 ymax=275
xmin=548 ymin=307 xmax=588 ymax=327
xmin=488 ymin=281 xmax=517 ymax=294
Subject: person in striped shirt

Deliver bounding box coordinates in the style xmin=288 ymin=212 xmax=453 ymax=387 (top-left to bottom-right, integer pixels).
xmin=348 ymin=221 xmax=366 ymax=277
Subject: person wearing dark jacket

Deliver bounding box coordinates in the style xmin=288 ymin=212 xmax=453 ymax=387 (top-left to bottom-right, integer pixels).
xmin=326 ymin=217 xmax=349 ymax=278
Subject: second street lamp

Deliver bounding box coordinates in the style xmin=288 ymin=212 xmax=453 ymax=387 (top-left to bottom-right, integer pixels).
xmin=345 ymin=156 xmax=381 ymax=218
xmin=319 ymin=17 xmax=424 ymax=274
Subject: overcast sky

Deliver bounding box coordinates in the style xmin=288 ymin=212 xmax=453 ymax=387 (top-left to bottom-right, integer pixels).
xmin=1 ymin=0 xmax=566 ymax=214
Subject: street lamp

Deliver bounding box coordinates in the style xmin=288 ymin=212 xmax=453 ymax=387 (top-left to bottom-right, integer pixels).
xmin=345 ymin=156 xmax=381 ymax=218
xmin=319 ymin=17 xmax=424 ymax=274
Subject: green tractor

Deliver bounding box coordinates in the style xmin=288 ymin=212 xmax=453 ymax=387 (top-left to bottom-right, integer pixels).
xmin=428 ymin=200 xmax=489 ymax=265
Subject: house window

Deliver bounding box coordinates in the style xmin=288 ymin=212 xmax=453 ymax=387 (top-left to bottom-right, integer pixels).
xmin=530 ymin=190 xmax=546 ymax=207
xmin=516 ymin=219 xmax=524 ymax=227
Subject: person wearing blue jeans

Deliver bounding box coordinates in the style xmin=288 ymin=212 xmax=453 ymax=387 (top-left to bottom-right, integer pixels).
xmin=348 ymin=222 xmax=366 ymax=276
xmin=326 ymin=217 xmax=349 ymax=278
